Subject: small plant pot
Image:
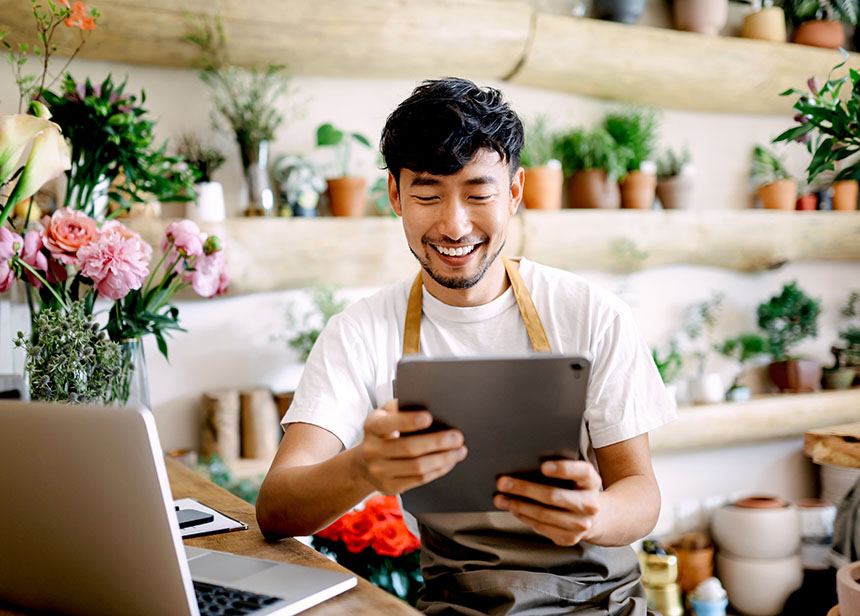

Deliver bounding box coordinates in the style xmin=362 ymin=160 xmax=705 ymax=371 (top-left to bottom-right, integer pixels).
xmin=768 ymin=359 xmax=822 ymax=393
xmin=796 ymin=193 xmax=817 ymax=211
xmin=671 ymin=533 xmax=715 ymax=594
xmin=594 ymin=0 xmax=646 ymax=24
xmin=758 ymin=179 xmax=797 ymax=210
xmin=674 ymin=0 xmax=728 ymax=35
xmin=327 ymin=177 xmax=367 ymax=217
xmin=656 ymin=175 xmax=694 ymax=210
xmin=741 ymin=6 xmax=787 ymax=42
xmin=832 ymin=180 xmax=859 ymax=211
xmin=793 ymin=20 xmax=846 ymax=49
xmin=568 ymin=170 xmax=621 ymax=209
xmin=690 ymin=373 xmax=725 ymax=404
xmin=726 ymin=384 xmax=751 ymax=402
xmin=621 ymin=170 xmax=657 ymax=209
xmin=822 ymin=367 xmax=858 ymax=390
xmin=523 ymin=165 xmax=564 ymax=210
xmin=190 ymin=181 xmax=227 ymax=222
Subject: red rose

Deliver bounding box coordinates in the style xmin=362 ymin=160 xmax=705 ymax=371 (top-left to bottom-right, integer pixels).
xmin=340 ymin=511 xmax=375 ymax=553
xmin=371 ymin=517 xmax=420 ymax=557
xmin=364 ymin=495 xmax=403 ymax=521
xmin=316 ymin=515 xmax=346 ymax=542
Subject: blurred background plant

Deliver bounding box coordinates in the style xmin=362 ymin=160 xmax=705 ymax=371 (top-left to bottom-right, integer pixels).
xmin=278 ymin=287 xmax=347 ymax=362
xmin=604 ymin=107 xmax=659 ymax=175
xmin=520 ymin=115 xmax=561 ymax=168
xmin=175 ymin=133 xmax=225 ymax=184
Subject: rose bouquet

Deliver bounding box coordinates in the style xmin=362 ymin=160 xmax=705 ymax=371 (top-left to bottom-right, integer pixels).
xmin=312 ymin=495 xmax=423 ymax=605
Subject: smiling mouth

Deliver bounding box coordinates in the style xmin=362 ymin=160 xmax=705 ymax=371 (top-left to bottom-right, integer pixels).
xmin=431 ymin=244 xmax=479 ymax=257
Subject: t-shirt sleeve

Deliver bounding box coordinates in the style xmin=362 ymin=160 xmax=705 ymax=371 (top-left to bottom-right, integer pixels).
xmin=281 ymin=313 xmax=374 ymax=450
xmin=585 ymin=304 xmax=677 ymax=449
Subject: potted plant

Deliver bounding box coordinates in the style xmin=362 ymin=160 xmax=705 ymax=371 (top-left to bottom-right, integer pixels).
xmin=780 ymin=0 xmax=856 ymax=48
xmin=556 ymin=127 xmax=627 ymax=209
xmin=604 ymin=108 xmax=659 ymax=210
xmin=520 ymin=116 xmax=563 ymax=211
xmin=652 ymin=344 xmax=683 ymax=406
xmin=683 ymin=293 xmax=727 ymax=404
xmin=594 ymin=0 xmax=647 ymax=24
xmin=175 ymin=133 xmax=227 ymax=222
xmin=656 ymin=146 xmax=695 ymax=210
xmin=317 ymin=123 xmax=372 ymax=217
xmin=674 ymin=0 xmax=730 ymax=35
xmin=796 ymin=184 xmax=818 ymax=210
xmin=740 ymin=0 xmax=788 ymax=42
xmin=718 ymin=333 xmax=771 ymax=401
xmin=751 ymin=144 xmax=797 ymax=210
xmin=271 ymin=154 xmax=325 ymax=218
xmin=824 ymin=291 xmax=860 ymax=389
xmin=774 ymin=52 xmax=859 ymax=211
xmin=756 ymin=281 xmax=822 ymax=392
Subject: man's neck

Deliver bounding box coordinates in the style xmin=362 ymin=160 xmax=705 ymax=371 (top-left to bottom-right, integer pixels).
xmin=420 ymin=257 xmax=513 ymax=308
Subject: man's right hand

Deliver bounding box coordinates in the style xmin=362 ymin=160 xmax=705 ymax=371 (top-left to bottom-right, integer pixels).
xmin=356 ymin=398 xmax=468 ymax=495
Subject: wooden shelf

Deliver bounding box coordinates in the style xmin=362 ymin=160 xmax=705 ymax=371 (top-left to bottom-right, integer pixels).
xmin=650 ymin=388 xmax=860 ymax=453
xmin=125 ymin=210 xmax=860 ymax=296
xmin=3 ymin=1 xmax=860 ymax=114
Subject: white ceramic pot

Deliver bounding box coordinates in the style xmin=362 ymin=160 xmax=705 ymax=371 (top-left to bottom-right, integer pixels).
xmin=690 ymin=373 xmax=725 ymax=404
xmin=716 ymin=552 xmax=802 ymax=616
xmin=837 ymin=561 xmax=860 ymax=615
xmin=711 ymin=502 xmax=800 ymax=559
xmin=821 ymin=463 xmax=860 ymax=506
xmin=190 ymin=181 xmax=227 ymax=222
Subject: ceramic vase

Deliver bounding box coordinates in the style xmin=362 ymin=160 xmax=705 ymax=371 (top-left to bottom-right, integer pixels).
xmin=656 ymin=175 xmax=694 ymax=210
xmin=716 ymin=552 xmax=803 ymax=616
xmin=758 ymin=179 xmax=797 ymax=210
xmin=832 ymin=180 xmax=859 ymax=211
xmin=837 ymin=561 xmax=860 ymax=615
xmin=327 ymin=177 xmax=368 ymax=217
xmin=711 ymin=497 xmax=801 ymax=559
xmin=523 ymin=165 xmax=564 ymax=210
xmin=190 ymin=181 xmax=227 ymax=222
xmin=768 ymin=359 xmax=822 ymax=392
xmin=674 ymin=0 xmax=728 ymax=35
xmin=822 ymin=368 xmax=857 ymax=390
xmin=621 ymin=170 xmax=657 ymax=209
xmin=796 ymin=194 xmax=817 ymax=211
xmin=741 ymin=7 xmax=787 ymax=42
xmin=690 ymin=373 xmax=724 ymax=404
xmin=568 ymin=170 xmax=621 ymax=209
xmin=793 ymin=20 xmax=846 ymax=49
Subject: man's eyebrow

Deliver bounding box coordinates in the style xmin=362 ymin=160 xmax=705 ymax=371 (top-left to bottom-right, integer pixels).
xmin=464 ymin=176 xmax=498 ymax=187
xmin=409 ymin=176 xmax=441 ymax=187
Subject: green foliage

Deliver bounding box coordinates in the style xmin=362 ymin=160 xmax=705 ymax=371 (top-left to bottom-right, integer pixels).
xmin=42 ymin=74 xmax=196 ymax=218
xmin=778 ymin=0 xmax=858 ymax=26
xmin=750 ymin=145 xmax=793 ymax=186
xmin=836 ymin=290 xmax=860 ymax=366
xmin=286 ymin=287 xmax=347 ymax=362
xmin=186 ymin=14 xmax=290 ymax=153
xmin=520 ymin=115 xmax=561 ymax=168
xmin=196 ymin=455 xmax=261 ymax=505
xmin=14 ymin=300 xmax=130 ymax=404
xmin=316 ymin=123 xmax=372 ymax=177
xmin=756 ymin=281 xmax=821 ymax=361
xmin=555 ymin=127 xmax=629 ymax=181
xmin=719 ymin=333 xmax=771 ymax=387
xmin=652 ymin=345 xmax=683 ymax=384
xmin=773 ymin=51 xmax=860 ymax=185
xmin=604 ymin=107 xmax=660 ymax=173
xmin=175 ymin=133 xmax=225 ymax=183
xmin=656 ymin=145 xmax=692 ymax=180
xmin=683 ymin=292 xmax=725 ymax=375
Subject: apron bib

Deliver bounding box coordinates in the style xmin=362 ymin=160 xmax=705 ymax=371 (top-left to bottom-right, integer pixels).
xmin=402 ymin=257 xmax=654 ymax=615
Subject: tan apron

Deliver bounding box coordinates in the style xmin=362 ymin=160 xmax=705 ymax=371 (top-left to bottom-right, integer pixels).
xmin=402 ymin=256 xmax=654 ymax=616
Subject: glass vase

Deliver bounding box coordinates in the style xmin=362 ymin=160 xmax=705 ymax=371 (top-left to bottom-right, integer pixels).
xmin=117 ymin=339 xmax=151 ymax=410
xmin=240 ymin=140 xmax=274 ymax=217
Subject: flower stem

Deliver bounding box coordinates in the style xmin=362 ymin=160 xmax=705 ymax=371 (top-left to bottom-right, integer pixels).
xmin=14 ymin=257 xmax=68 ymax=310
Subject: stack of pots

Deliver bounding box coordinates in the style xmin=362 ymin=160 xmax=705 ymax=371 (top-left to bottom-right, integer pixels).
xmin=711 ymin=496 xmax=803 ymax=615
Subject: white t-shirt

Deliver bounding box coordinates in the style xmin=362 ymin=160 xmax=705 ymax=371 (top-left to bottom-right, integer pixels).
xmin=284 ymin=258 xmax=676 ymax=468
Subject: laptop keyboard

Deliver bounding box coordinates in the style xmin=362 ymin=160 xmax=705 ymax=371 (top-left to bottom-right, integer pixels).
xmin=194 ymin=580 xmax=283 ymax=615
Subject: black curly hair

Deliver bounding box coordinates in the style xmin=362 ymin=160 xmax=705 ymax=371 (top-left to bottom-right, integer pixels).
xmin=380 ymin=78 xmax=524 ymax=185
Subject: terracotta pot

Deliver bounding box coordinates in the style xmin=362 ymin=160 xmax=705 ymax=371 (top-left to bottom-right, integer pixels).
xmin=837 ymin=561 xmax=860 ymax=616
xmin=793 ymin=20 xmax=846 ymax=49
xmin=326 ymin=176 xmax=367 ymax=217
xmin=620 ymin=170 xmax=657 ymax=209
xmin=656 ymin=175 xmax=694 ymax=210
xmin=674 ymin=0 xmax=728 ymax=35
xmin=832 ymin=180 xmax=859 ymax=211
xmin=822 ymin=368 xmax=858 ymax=390
xmin=768 ymin=359 xmax=822 ymax=393
xmin=796 ymin=194 xmax=817 ymax=211
xmin=594 ymin=0 xmax=646 ymax=24
xmin=757 ymin=179 xmax=797 ymax=211
xmin=671 ymin=533 xmax=714 ymax=594
xmin=568 ymin=170 xmax=621 ymax=209
xmin=523 ymin=165 xmax=564 ymax=210
xmin=741 ymin=7 xmax=787 ymax=42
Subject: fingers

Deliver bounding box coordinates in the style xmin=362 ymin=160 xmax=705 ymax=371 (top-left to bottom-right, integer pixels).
xmin=494 ymin=503 xmax=591 ymax=547
xmin=494 ymin=474 xmax=600 ymax=514
xmin=365 ymin=405 xmax=432 ymax=438
xmin=541 ymin=460 xmax=602 ymax=491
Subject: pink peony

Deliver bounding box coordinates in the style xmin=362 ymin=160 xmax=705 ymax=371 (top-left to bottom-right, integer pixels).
xmin=41 ymin=208 xmax=99 ymax=265
xmin=162 ymin=219 xmax=203 ymax=259
xmin=20 ymin=230 xmax=50 ymax=288
xmin=78 ymin=231 xmax=150 ymax=300
xmin=189 ymin=249 xmax=228 ymax=298
xmin=0 ymin=227 xmax=23 ymax=292
xmin=101 ymin=219 xmax=152 ymax=263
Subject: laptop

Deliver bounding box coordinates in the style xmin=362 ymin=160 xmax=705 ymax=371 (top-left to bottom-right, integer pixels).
xmin=0 ymin=399 xmax=357 ymax=616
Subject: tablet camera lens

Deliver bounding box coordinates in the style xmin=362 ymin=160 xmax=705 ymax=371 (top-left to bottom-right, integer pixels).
xmin=570 ymin=362 xmax=582 ymax=374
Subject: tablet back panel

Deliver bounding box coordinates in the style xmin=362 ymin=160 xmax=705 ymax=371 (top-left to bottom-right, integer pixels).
xmin=395 ymin=354 xmax=591 ymax=514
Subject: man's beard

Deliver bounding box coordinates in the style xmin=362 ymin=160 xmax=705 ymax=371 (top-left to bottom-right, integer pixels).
xmin=409 ymin=239 xmax=504 ymax=290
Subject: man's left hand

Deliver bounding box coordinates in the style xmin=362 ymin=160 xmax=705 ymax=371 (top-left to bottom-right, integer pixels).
xmin=493 ymin=460 xmax=602 ymax=547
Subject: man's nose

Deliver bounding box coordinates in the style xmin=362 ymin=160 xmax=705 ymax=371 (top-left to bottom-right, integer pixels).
xmin=437 ymin=198 xmax=472 ymax=240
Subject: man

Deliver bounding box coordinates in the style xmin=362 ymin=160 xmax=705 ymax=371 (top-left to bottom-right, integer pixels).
xmin=257 ymin=78 xmax=676 ymax=615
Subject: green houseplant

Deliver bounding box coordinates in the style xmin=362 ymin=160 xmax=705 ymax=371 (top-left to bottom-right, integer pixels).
xmin=824 ymin=290 xmax=860 ymax=389
xmin=175 ymin=133 xmax=227 ymax=222
xmin=317 ymin=123 xmax=372 ymax=217
xmin=756 ymin=281 xmax=822 ymax=391
xmin=779 ymin=0 xmax=857 ymax=48
xmin=773 ymin=51 xmax=860 ymax=211
xmin=556 ymin=127 xmax=627 ymax=209
xmin=652 ymin=344 xmax=683 ymax=405
xmin=682 ymin=293 xmax=727 ymax=403
xmin=655 ymin=145 xmax=694 ymax=210
xmin=520 ymin=116 xmax=563 ymax=211
xmin=718 ymin=333 xmax=771 ymax=401
xmin=750 ymin=144 xmax=797 ymax=210
xmin=604 ymin=108 xmax=659 ymax=209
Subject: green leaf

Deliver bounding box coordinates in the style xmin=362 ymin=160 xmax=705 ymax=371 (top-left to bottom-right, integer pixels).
xmin=316 ymin=123 xmax=343 ymax=147
xmin=351 ymin=133 xmax=371 ymax=148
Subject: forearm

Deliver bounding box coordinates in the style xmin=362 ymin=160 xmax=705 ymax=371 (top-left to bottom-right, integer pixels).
xmin=256 ymin=447 xmax=375 ymax=539
xmin=585 ymin=474 xmax=660 ymax=547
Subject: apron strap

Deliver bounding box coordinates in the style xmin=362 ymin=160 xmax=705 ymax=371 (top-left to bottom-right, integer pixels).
xmin=402 ymin=256 xmax=551 ymax=356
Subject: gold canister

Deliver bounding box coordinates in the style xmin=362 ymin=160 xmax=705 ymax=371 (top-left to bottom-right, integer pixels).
xmin=645 ymin=582 xmax=684 ymax=616
xmin=638 ymin=552 xmax=679 ymax=586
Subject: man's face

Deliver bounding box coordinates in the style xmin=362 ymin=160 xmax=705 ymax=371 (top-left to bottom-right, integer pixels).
xmin=389 ymin=149 xmax=523 ymax=297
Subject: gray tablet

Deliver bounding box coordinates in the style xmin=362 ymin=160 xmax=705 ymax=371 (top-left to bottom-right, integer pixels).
xmin=394 ymin=353 xmax=591 ymax=514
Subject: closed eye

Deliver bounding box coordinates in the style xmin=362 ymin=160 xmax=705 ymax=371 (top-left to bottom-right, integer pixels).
xmin=469 ymin=195 xmax=492 ymax=201
xmin=414 ymin=195 xmax=439 ymax=202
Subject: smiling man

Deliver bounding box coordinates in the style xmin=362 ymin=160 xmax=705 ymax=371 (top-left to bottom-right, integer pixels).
xmin=257 ymin=78 xmax=676 ymax=615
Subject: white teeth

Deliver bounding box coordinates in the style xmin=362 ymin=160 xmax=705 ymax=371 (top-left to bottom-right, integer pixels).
xmin=434 ymin=244 xmax=476 ymax=257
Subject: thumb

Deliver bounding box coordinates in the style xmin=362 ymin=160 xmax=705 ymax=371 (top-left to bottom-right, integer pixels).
xmin=381 ymin=398 xmax=399 ymax=414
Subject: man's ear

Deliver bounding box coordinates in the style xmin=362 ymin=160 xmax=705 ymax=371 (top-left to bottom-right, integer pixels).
xmin=388 ymin=172 xmax=403 ymax=217
xmin=509 ymin=166 xmax=525 ymax=215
